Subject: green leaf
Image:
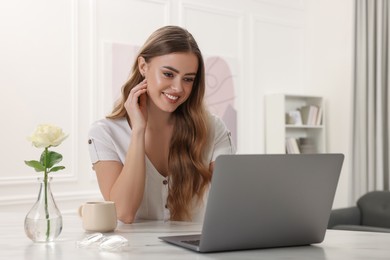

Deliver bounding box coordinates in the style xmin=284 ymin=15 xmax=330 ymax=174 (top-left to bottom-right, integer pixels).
xmin=24 ymin=160 xmax=45 ymax=172
xmin=48 ymin=166 xmax=65 ymax=173
xmin=40 ymin=150 xmax=63 ymax=168
xmin=47 ymin=151 xmax=63 ymax=168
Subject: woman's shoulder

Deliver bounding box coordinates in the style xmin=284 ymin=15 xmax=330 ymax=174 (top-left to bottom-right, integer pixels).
xmin=91 ymin=117 xmax=127 ymax=127
xmin=206 ymin=112 xmax=228 ymax=132
xmin=89 ymin=117 xmax=129 ymax=137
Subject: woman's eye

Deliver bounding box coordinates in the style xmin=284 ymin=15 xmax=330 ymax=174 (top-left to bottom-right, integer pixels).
xmin=184 ymin=77 xmax=195 ymax=82
xmin=163 ymin=72 xmax=174 ymax=78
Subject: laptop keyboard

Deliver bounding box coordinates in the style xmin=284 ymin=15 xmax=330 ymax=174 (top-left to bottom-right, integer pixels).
xmin=181 ymin=239 xmax=200 ymax=246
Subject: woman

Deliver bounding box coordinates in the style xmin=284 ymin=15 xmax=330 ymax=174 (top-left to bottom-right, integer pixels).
xmin=88 ymin=25 xmax=235 ymax=224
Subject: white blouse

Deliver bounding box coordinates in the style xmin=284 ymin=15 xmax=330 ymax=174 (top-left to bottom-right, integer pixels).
xmin=88 ymin=113 xmax=235 ymax=222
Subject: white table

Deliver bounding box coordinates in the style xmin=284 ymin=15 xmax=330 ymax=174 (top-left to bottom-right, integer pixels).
xmin=1 ymin=212 xmax=390 ymax=259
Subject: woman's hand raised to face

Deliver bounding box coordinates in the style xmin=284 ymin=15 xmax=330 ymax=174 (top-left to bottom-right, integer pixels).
xmin=124 ymin=79 xmax=148 ymax=132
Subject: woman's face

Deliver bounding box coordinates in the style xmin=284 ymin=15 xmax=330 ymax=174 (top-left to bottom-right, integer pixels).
xmin=140 ymin=52 xmax=198 ymax=113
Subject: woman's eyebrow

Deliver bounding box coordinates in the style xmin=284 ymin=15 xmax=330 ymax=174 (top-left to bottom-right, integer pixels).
xmin=162 ymin=66 xmax=197 ymax=76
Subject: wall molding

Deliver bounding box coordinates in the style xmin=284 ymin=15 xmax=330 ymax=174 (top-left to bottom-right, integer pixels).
xmin=252 ymin=14 xmax=304 ymax=29
xmin=179 ymin=1 xmax=245 ymax=27
xmin=252 ymin=0 xmax=304 ymax=10
xmin=0 ymin=175 xmax=78 ymax=186
xmin=69 ymin=0 xmax=80 ymax=183
xmin=0 ymin=190 xmax=101 ymax=207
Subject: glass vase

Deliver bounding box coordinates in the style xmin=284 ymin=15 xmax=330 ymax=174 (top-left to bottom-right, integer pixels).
xmin=24 ymin=177 xmax=63 ymax=242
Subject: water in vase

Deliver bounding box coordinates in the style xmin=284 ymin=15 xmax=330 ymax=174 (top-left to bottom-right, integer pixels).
xmin=24 ymin=216 xmax=63 ymax=242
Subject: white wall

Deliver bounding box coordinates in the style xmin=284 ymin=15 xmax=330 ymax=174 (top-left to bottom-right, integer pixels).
xmin=303 ymin=0 xmax=354 ymax=208
xmin=0 ymin=0 xmax=354 ymax=214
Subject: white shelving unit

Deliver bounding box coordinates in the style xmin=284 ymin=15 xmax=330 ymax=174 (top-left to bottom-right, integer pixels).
xmin=265 ymin=94 xmax=326 ymax=154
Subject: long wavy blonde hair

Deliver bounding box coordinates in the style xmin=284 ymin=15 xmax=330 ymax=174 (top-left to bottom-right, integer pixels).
xmin=107 ymin=26 xmax=211 ymax=221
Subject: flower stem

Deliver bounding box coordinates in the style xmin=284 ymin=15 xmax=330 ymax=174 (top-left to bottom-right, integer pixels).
xmin=44 ymin=147 xmax=50 ymax=241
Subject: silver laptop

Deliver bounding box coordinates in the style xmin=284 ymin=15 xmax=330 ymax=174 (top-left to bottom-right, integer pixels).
xmin=159 ymin=153 xmax=344 ymax=253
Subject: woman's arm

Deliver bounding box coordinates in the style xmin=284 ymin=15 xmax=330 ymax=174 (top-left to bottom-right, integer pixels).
xmin=93 ymin=128 xmax=146 ymax=224
xmin=93 ymin=79 xmax=148 ymax=224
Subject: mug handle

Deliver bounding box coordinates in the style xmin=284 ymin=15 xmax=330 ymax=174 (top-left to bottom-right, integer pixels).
xmin=78 ymin=205 xmax=84 ymax=218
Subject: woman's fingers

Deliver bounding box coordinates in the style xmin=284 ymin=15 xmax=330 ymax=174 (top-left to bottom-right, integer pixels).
xmin=124 ymin=79 xmax=148 ymax=130
xmin=125 ymin=79 xmax=147 ymax=107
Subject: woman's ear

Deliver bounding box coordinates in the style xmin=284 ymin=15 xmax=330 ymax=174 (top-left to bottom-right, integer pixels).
xmin=138 ymin=56 xmax=147 ymax=77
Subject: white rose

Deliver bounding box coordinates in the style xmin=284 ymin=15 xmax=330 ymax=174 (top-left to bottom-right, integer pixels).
xmin=28 ymin=124 xmax=68 ymax=148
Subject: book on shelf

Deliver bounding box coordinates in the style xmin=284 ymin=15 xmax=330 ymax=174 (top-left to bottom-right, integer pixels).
xmin=298 ymin=138 xmax=317 ymax=154
xmin=286 ymin=137 xmax=300 ymax=154
xmin=286 ymin=137 xmax=317 ymax=154
xmin=299 ymin=105 xmax=322 ymax=125
xmin=315 ymin=106 xmax=323 ymax=125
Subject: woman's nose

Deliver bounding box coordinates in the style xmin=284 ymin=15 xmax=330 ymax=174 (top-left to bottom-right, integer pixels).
xmin=171 ymin=78 xmax=184 ymax=92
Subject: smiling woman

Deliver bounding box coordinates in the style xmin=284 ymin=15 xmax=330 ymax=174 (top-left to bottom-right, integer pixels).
xmin=88 ymin=25 xmax=235 ymax=224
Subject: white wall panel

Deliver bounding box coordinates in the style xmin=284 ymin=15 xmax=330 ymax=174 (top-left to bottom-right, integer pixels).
xmin=0 ymin=0 xmax=75 ymax=181
xmin=250 ymin=16 xmax=304 ymax=152
xmin=253 ymin=17 xmax=304 ymax=93
xmin=180 ymin=2 xmax=243 ymax=57
xmin=0 ymin=0 xmax=77 ymax=191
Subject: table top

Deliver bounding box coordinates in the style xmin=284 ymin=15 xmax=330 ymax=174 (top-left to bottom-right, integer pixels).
xmin=1 ymin=212 xmax=390 ymax=259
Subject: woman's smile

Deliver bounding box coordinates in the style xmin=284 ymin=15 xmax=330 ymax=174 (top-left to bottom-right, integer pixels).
xmin=163 ymin=92 xmax=180 ymax=102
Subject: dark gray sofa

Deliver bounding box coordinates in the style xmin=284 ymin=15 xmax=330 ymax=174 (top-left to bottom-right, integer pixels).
xmin=328 ymin=191 xmax=390 ymax=233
